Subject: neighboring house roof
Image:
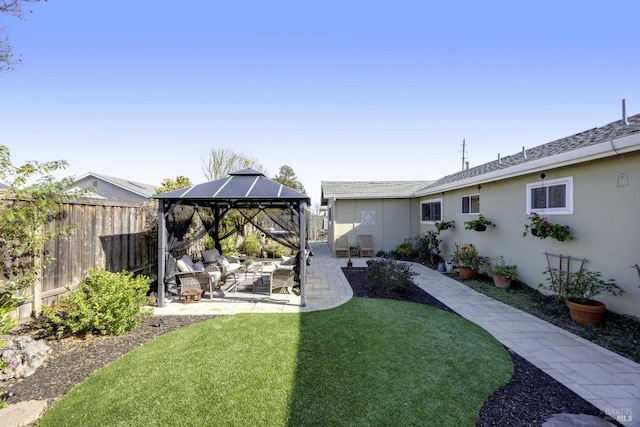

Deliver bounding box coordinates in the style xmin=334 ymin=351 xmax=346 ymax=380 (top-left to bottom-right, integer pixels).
xmin=74 ymin=173 xmax=158 ymax=199
xmin=418 ymin=113 xmax=640 ymax=194
xmin=321 ymin=180 xmax=434 ymax=203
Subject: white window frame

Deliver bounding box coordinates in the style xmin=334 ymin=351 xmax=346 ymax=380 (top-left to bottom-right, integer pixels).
xmin=461 ymin=193 xmax=480 ymax=215
xmin=525 ymin=176 xmax=573 ymax=215
xmin=420 ymin=198 xmax=443 ymax=223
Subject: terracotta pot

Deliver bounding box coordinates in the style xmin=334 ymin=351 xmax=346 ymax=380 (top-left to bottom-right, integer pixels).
xmin=565 ymin=299 xmax=606 ymax=326
xmin=458 ymin=266 xmax=478 ymax=279
xmin=492 ymin=275 xmax=512 ymax=289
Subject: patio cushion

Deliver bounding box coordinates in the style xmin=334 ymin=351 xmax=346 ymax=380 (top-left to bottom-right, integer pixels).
xmin=193 ymin=261 xmax=204 ymax=271
xmin=177 ymin=255 xmax=195 ymax=272
xmin=281 ymin=256 xmax=295 ymax=266
xmin=202 ymin=249 xmax=221 ymax=263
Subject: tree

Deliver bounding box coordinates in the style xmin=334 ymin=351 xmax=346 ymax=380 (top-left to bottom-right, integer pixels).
xmin=0 ymin=145 xmax=91 ymax=341
xmin=273 ymin=165 xmax=306 ymax=194
xmin=201 ymin=148 xmax=265 ymax=181
xmin=156 ymin=176 xmax=192 ymax=194
xmin=1 ymin=0 xmax=44 ymax=72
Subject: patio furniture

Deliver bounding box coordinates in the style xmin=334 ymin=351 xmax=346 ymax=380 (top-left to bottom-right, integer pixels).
xmin=175 ymin=254 xmax=222 ymax=299
xmin=269 ymin=267 xmax=295 ymax=295
xmin=180 ymin=288 xmax=203 ymax=303
xmin=335 ymin=235 xmax=350 ymax=257
xmin=357 ymin=235 xmax=375 ymax=257
xmin=202 ymin=249 xmax=242 ymax=290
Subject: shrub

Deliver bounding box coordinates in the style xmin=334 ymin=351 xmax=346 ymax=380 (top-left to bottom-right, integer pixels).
xmin=414 ymin=231 xmax=442 ymax=266
xmin=42 ymin=268 xmax=153 ymax=338
xmin=365 ymin=258 xmax=418 ymax=298
xmin=393 ymin=239 xmax=416 ymax=260
xmin=240 ymin=234 xmax=261 ymax=256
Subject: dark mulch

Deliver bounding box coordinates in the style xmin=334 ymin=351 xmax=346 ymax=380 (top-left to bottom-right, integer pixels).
xmin=3 ymin=315 xmax=219 ymax=405
xmin=342 ymin=267 xmax=622 ymax=427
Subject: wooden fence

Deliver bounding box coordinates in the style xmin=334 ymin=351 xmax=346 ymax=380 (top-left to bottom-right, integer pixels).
xmin=11 ymin=203 xmax=327 ymax=320
xmin=15 ymin=199 xmax=157 ymax=320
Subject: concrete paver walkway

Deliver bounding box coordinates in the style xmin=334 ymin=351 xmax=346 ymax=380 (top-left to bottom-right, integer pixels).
xmin=153 ymin=241 xmax=640 ymax=426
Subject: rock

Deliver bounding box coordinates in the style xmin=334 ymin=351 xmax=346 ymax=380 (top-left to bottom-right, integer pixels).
xmin=1 ymin=399 xmax=48 ymax=427
xmin=543 ymin=413 xmax=617 ymax=427
xmin=0 ymin=336 xmax=53 ymax=380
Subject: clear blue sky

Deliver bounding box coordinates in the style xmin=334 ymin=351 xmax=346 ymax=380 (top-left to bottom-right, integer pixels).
xmin=2 ymin=1 xmax=639 ymax=208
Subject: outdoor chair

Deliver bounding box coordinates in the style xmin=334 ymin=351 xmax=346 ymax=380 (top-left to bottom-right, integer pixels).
xmin=269 ymin=267 xmax=295 ymax=295
xmin=202 ymin=249 xmax=242 ymax=289
xmin=357 ymin=235 xmax=375 ymax=257
xmin=335 ymin=235 xmax=350 ymax=257
xmin=175 ymin=254 xmax=222 ymax=300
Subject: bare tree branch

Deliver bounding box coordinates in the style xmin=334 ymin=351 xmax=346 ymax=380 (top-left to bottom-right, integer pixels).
xmin=1 ymin=0 xmax=44 ymax=72
xmin=201 ymin=148 xmax=265 ymax=181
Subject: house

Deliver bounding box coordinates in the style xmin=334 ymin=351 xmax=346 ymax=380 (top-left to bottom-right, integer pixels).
xmin=322 ymin=112 xmax=640 ymax=317
xmin=70 ymin=173 xmax=158 ymax=202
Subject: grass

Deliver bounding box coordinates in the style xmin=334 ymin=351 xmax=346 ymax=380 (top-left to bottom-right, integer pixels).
xmin=449 ymin=273 xmax=640 ymax=364
xmin=37 ymin=298 xmax=513 ymax=427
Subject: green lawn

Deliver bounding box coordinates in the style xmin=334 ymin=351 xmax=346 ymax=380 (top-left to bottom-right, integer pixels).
xmin=38 ymin=299 xmax=512 ymax=427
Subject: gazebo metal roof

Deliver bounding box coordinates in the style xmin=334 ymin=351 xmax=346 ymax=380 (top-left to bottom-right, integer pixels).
xmin=153 ymin=168 xmax=310 ymax=208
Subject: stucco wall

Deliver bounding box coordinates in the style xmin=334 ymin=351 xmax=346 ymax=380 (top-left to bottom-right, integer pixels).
xmin=421 ymin=152 xmax=640 ymax=317
xmin=330 ymin=198 xmax=416 ymax=255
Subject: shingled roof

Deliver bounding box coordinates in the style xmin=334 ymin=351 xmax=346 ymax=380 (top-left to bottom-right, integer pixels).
xmin=321 ymin=180 xmax=434 ymax=204
xmin=419 ymin=113 xmax=640 ymax=192
xmin=75 ymin=173 xmax=158 ymax=198
xmin=322 ymin=113 xmax=640 ymax=202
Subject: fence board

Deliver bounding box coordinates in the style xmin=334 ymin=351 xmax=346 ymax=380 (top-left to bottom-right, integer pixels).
xmin=23 ymin=199 xmax=157 ymax=318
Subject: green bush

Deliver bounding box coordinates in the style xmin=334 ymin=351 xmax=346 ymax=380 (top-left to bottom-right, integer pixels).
xmin=414 ymin=231 xmax=442 ymax=266
xmin=365 ymin=258 xmax=418 ymax=297
xmin=240 ymin=234 xmax=261 ymax=256
xmin=42 ymin=268 xmax=153 ymax=338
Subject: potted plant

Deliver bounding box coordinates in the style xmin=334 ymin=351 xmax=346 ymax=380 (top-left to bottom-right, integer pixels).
xmin=464 ymin=214 xmax=495 ymax=232
xmin=435 ymin=220 xmax=455 ymax=233
xmin=488 ymin=256 xmax=517 ymax=288
xmin=522 ymin=212 xmax=573 ymax=241
xmin=455 ymin=243 xmax=481 ymax=279
xmin=541 ymin=269 xmax=624 ymax=326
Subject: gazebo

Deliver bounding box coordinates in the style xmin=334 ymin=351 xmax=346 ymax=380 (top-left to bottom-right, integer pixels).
xmin=152 ymin=168 xmax=311 ymax=307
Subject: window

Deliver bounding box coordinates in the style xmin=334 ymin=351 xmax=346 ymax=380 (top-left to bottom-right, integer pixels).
xmin=526 ymin=176 xmax=573 ymax=214
xmin=421 ymin=198 xmax=442 ymax=223
xmin=461 ymin=194 xmax=480 ymax=214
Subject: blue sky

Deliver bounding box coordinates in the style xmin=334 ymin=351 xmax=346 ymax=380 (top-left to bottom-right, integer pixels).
xmin=2 ymin=1 xmax=639 ymax=208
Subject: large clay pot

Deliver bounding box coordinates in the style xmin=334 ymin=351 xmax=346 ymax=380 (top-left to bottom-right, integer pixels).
xmin=458 ymin=266 xmax=477 ymax=280
xmin=565 ymin=299 xmax=606 ymax=326
xmin=492 ymin=275 xmax=512 ymax=289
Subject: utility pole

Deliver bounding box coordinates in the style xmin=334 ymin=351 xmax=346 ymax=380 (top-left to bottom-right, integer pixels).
xmin=461 ymin=139 xmax=467 ymax=171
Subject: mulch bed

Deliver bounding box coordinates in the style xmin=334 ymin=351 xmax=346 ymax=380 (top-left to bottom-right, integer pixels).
xmin=0 ymin=268 xmax=622 ymax=426
xmin=343 ymin=267 xmax=621 ymax=427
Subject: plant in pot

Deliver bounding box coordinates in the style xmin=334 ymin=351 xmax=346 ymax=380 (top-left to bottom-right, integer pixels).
xmin=435 ymin=220 xmax=455 ymax=233
xmin=541 ymin=269 xmax=624 ymax=326
xmin=464 ymin=214 xmax=495 ymax=232
xmin=455 ymin=243 xmax=481 ymax=279
xmin=488 ymin=256 xmax=517 ymax=288
xmin=522 ymin=212 xmax=573 ymax=241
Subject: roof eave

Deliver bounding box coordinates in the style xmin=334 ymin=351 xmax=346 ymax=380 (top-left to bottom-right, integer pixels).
xmin=415 ymin=131 xmax=640 ymax=197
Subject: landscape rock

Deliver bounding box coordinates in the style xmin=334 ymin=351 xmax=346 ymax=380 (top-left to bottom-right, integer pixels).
xmin=0 ymin=336 xmax=52 ymax=380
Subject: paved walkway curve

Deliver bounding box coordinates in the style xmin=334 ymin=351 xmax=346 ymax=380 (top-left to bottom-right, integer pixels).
xmin=408 ymin=260 xmax=640 ymax=427
xmin=153 ymin=241 xmax=639 ymax=426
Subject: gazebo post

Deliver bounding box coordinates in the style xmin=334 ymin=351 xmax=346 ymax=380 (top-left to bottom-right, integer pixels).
xmin=299 ymin=201 xmax=307 ymax=307
xmin=156 ymin=201 xmax=167 ymax=307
